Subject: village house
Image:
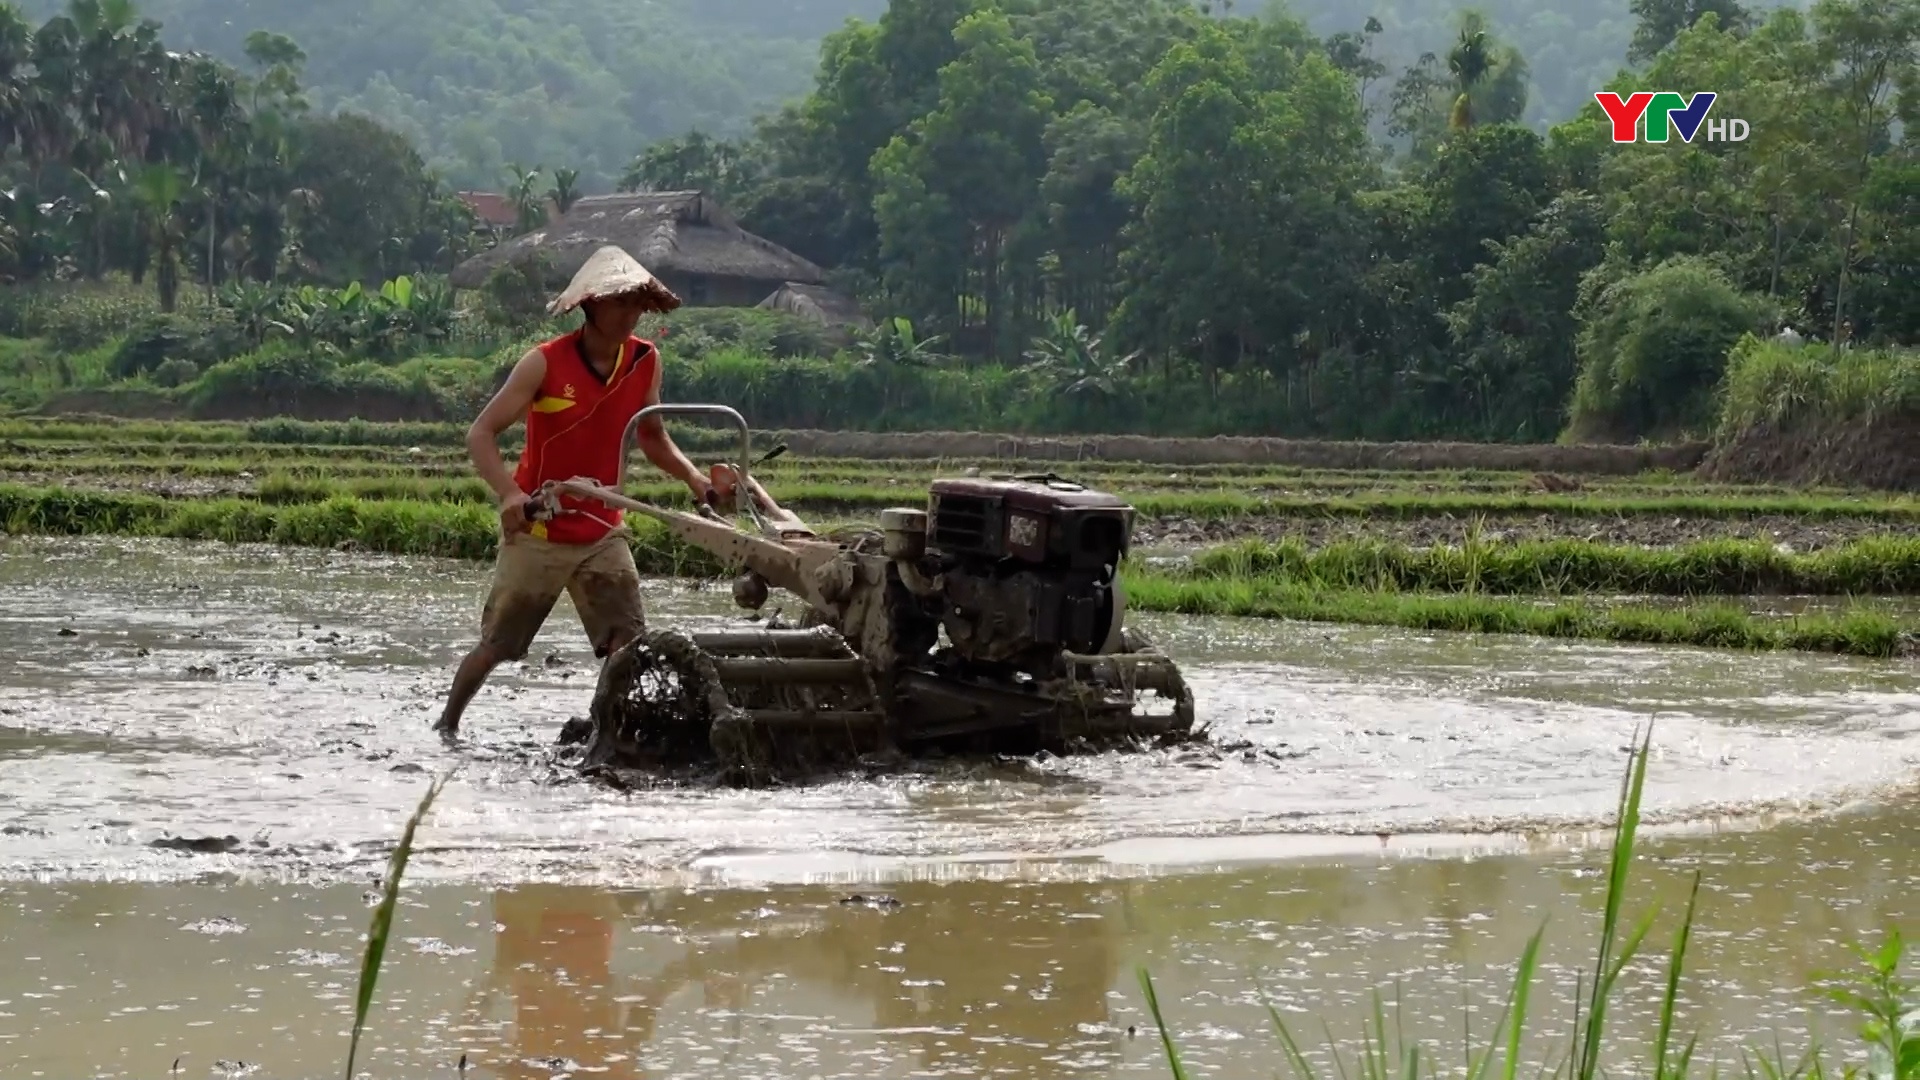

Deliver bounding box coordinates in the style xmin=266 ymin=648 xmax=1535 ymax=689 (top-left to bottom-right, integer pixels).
xmin=756 ymin=281 xmax=873 ymax=332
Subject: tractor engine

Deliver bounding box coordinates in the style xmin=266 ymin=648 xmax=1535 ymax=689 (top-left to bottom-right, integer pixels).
xmin=907 ymin=476 xmax=1135 ymax=670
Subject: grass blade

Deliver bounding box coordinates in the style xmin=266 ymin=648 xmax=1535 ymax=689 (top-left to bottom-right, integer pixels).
xmin=1577 ymin=721 xmax=1654 ymax=1080
xmin=1138 ymin=967 xmax=1191 ymax=1080
xmin=1653 ymin=870 xmax=1704 ymax=1080
xmin=343 ymin=773 xmax=449 ymax=1080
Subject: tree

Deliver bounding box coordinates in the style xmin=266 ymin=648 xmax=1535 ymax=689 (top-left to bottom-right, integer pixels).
xmin=548 ymin=166 xmax=580 ymax=214
xmin=1567 ymin=256 xmax=1777 ymax=440
xmin=131 ymin=162 xmax=186 ymax=310
xmin=1812 ymin=0 xmax=1920 ymax=345
xmin=871 ymin=9 xmax=1054 ymax=360
xmin=1387 ymin=12 xmax=1529 ymax=160
xmin=1629 ymin=0 xmax=1754 ymax=62
xmin=1443 ymin=192 xmax=1607 ymax=439
xmin=1113 ymin=17 xmax=1377 ymax=397
xmin=290 ymin=112 xmax=447 ymax=282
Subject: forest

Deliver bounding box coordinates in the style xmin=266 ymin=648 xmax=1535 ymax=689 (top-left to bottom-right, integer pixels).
xmin=9 ymin=0 xmax=1666 ymax=189
xmin=0 ymin=0 xmax=1914 ymax=448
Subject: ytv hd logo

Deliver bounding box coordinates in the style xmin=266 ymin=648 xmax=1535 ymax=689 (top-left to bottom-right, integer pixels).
xmin=1594 ymin=92 xmax=1749 ymax=143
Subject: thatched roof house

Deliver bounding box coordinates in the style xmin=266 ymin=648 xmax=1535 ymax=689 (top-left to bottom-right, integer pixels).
xmin=456 ymin=191 xmax=521 ymax=229
xmin=448 ymin=191 xmax=827 ymax=308
xmin=756 ymin=282 xmax=872 ymax=330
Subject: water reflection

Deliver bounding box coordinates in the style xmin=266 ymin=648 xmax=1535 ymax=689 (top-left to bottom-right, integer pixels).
xmin=1 ymin=808 xmax=1916 ymax=1079
xmin=457 ymin=882 xmax=1126 ymax=1078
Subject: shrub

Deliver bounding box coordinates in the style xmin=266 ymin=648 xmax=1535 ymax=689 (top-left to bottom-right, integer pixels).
xmin=109 ymin=312 xmax=247 ymax=379
xmin=1715 ymin=335 xmax=1920 ymax=437
xmin=0 ymin=282 xmax=175 ymax=351
xmin=479 ymin=253 xmax=564 ymax=326
xmin=1567 ymin=256 xmax=1777 ymax=442
xmin=653 ymin=307 xmax=842 ymax=361
xmin=151 ymin=357 xmax=201 ymax=387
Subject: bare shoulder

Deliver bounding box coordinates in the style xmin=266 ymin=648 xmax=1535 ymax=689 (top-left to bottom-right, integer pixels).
xmin=509 ymin=345 xmax=548 ymax=382
xmin=475 ymin=346 xmax=547 ymax=426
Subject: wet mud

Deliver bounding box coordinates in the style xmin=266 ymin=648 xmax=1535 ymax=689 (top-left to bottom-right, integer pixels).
xmin=4 ymin=534 xmax=1919 ymax=1079
xmin=3 ymin=534 xmax=1917 ymax=888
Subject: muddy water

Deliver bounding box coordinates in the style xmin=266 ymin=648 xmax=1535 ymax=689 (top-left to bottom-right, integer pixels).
xmin=2 ymin=535 xmax=1917 ymax=1078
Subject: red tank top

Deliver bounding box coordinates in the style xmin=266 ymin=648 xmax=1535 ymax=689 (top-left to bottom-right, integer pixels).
xmin=512 ymin=330 xmax=658 ymax=544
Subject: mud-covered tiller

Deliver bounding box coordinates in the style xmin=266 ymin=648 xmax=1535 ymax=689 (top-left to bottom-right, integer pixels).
xmin=527 ymin=404 xmax=1197 ymax=784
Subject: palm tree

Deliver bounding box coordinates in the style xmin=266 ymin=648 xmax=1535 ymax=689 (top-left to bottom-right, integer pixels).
xmin=1446 ymin=28 xmax=1491 ymax=130
xmin=59 ymin=0 xmax=175 ymax=161
xmin=0 ymin=5 xmax=33 ymax=156
xmin=506 ymin=163 xmax=546 ymax=231
xmin=132 ymin=163 xmax=187 ymax=310
xmin=548 ymin=167 xmax=581 ymax=214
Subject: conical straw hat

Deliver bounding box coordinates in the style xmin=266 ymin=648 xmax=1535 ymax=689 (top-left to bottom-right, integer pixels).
xmin=547 ymin=245 xmax=682 ymax=316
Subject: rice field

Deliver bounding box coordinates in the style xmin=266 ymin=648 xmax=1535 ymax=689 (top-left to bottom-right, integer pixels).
xmin=3 ymin=416 xmax=1917 ymax=657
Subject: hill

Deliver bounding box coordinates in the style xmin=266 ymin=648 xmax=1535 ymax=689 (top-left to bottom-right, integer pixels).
xmin=14 ymin=0 xmax=1791 ymax=192
xmin=14 ymin=0 xmax=888 ymax=191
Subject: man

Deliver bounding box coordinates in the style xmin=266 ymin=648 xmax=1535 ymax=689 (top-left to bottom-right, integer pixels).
xmin=434 ymin=245 xmax=714 ymax=737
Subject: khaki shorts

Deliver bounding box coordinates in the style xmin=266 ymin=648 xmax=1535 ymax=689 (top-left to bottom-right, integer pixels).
xmin=481 ymin=529 xmax=646 ymax=661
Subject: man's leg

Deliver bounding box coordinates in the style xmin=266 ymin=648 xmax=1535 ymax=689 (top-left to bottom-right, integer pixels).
xmin=567 ymin=532 xmax=648 ymax=664
xmin=435 ymin=533 xmax=573 ymax=735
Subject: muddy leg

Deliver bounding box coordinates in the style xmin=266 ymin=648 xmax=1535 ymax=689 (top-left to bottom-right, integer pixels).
xmin=437 ymin=532 xmax=570 ymax=738
xmin=569 ymin=533 xmax=648 ymax=665
xmin=435 ymin=642 xmax=512 ymax=737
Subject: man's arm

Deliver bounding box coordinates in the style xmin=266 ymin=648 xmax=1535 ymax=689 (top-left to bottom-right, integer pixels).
xmin=631 ymin=353 xmax=710 ymax=499
xmin=467 ymin=347 xmax=546 ymax=503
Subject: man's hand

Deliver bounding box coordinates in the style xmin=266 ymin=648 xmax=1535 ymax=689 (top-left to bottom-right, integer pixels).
xmin=691 ymin=477 xmax=718 ymax=507
xmin=499 ymin=491 xmax=535 ymax=534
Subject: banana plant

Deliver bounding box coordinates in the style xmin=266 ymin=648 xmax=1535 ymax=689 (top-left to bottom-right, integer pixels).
xmin=1022 ymin=308 xmax=1134 ymax=400
xmin=857 ymin=316 xmax=946 ymax=369
xmin=218 ymin=280 xmax=293 ymax=343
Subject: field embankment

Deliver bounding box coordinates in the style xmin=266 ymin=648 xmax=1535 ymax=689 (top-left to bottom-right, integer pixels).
xmin=647 ymin=429 xmax=1715 ymax=475
xmin=28 ymin=401 xmax=1709 ymax=473
xmin=2 ymin=414 xmax=1912 ymax=552
xmin=3 ymin=415 xmax=1919 ymax=659
xmin=3 ymin=483 xmax=1913 ymax=658
xmin=1702 ymin=338 xmax=1920 ymax=491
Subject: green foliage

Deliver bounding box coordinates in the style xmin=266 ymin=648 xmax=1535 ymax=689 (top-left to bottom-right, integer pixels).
xmin=1716 ymin=336 xmax=1920 ymax=436
xmin=478 ymin=253 xmax=567 ymax=329
xmin=6 ymin=0 xmax=1920 ymax=456
xmin=109 ymin=311 xmax=248 ymax=379
xmin=0 ymin=3 xmax=487 ymax=306
xmin=0 ymin=282 xmax=190 ymax=351
xmin=10 ymin=0 xmax=876 ymax=192
xmin=1188 ymin=533 xmax=1920 ymax=595
xmin=654 ymin=307 xmax=846 ymax=361
xmin=1568 ymin=258 xmax=1778 ymax=441
xmin=1444 ymin=193 xmax=1608 ymax=439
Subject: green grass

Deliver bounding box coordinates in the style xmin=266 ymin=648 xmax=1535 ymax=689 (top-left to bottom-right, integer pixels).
xmin=1188 ymin=534 xmax=1920 ymax=595
xmin=344 ymin=773 xmax=448 ymax=1080
xmin=5 ymin=458 xmax=1915 ymax=522
xmin=1718 ymin=337 xmax=1920 ymax=437
xmin=1138 ymin=725 xmax=1918 ymax=1080
xmin=1123 ymin=573 xmax=1914 ymax=656
xmin=5 ymin=484 xmax=1916 ymax=656
xmin=0 ymin=484 xmax=730 ymax=575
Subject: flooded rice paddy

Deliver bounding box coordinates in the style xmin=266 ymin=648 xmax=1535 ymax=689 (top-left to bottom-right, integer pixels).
xmin=1 ymin=534 xmax=1916 ymax=1078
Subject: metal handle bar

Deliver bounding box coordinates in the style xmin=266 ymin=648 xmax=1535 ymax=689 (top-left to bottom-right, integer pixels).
xmin=619 ymin=403 xmax=753 ymax=496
